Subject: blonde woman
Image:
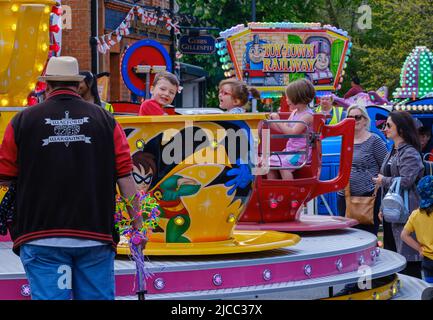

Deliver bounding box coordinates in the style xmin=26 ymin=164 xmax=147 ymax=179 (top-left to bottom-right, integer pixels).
xmin=337 ymin=104 xmax=388 ymax=235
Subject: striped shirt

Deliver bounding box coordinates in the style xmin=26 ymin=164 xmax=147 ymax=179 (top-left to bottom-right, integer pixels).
xmin=228 ymin=107 xmax=246 ymax=113
xmin=338 ymin=134 xmax=388 ymax=196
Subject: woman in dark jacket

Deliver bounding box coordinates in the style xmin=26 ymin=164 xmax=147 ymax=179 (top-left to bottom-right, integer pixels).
xmin=78 ymin=71 xmax=102 ymax=106
xmin=373 ymin=111 xmax=424 ymax=278
xmin=78 ymin=71 xmax=114 ymax=113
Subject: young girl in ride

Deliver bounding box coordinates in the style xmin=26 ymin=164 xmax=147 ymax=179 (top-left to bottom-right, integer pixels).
xmin=267 ymin=79 xmax=315 ymax=180
xmin=218 ymin=79 xmax=260 ymax=113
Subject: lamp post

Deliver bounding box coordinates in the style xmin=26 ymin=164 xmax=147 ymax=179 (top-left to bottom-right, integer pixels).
xmin=90 ymin=0 xmax=98 ymax=74
xmin=251 ymin=0 xmax=256 ymax=22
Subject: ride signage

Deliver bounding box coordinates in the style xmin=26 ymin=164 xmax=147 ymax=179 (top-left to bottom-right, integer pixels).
xmin=179 ymin=35 xmax=216 ymax=55
xmin=221 ymin=23 xmax=352 ymax=93
xmin=262 ymin=43 xmax=317 ymax=72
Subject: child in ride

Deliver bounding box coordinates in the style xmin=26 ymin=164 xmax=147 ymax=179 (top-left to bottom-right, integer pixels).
xmin=218 ymin=79 xmax=260 ymax=113
xmin=267 ymin=79 xmax=315 ymax=180
xmin=138 ymin=71 xmax=179 ymax=116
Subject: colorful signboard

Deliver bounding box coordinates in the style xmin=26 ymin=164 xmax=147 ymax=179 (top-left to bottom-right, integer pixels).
xmin=219 ymin=23 xmax=352 ymax=95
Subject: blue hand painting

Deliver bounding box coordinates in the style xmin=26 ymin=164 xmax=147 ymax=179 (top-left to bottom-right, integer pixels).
xmin=224 ymin=160 xmax=254 ymax=196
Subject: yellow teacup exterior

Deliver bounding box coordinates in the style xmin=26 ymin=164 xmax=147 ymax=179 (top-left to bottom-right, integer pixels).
xmin=117 ymin=114 xmax=265 ymax=244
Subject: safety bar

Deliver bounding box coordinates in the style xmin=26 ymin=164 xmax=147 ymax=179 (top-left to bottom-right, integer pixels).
xmin=259 ymin=119 xmax=310 ymax=171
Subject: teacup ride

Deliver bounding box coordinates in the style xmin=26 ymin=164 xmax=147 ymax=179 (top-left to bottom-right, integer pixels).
xmin=238 ymin=113 xmax=359 ymax=232
xmin=0 ymin=5 xmax=426 ymax=299
xmin=106 ymin=113 xmax=412 ymax=300
xmin=115 ymin=113 xmax=300 ymax=255
xmin=0 ymin=113 xmax=423 ymax=301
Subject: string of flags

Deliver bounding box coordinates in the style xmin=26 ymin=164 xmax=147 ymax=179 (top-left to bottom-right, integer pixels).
xmin=95 ymin=5 xmax=182 ymax=54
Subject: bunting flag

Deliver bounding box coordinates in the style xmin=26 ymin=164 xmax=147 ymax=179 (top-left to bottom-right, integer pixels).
xmin=107 ymin=33 xmax=116 ymax=47
xmin=148 ymin=11 xmax=158 ymax=26
xmin=118 ymin=21 xmax=130 ymax=36
xmin=102 ymin=38 xmax=111 ymax=52
xmin=96 ymin=37 xmax=106 ymax=54
xmin=94 ymin=5 xmax=184 ymax=55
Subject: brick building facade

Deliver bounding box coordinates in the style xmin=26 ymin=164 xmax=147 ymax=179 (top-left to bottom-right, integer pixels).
xmin=61 ymin=0 xmax=173 ymax=101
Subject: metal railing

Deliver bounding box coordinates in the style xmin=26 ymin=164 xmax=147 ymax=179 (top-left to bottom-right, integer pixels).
xmin=260 ymin=119 xmax=311 ymax=171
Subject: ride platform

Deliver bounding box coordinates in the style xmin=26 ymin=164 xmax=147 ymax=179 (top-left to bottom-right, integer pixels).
xmin=237 ymin=215 xmax=358 ymax=232
xmin=1 ymin=228 xmax=428 ymax=300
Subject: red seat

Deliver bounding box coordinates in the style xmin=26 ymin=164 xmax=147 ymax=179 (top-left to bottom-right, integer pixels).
xmin=111 ymin=101 xmax=140 ymax=115
xmin=262 ymin=112 xmax=315 ymax=180
xmin=240 ymin=114 xmax=354 ymax=224
xmin=293 ymin=165 xmax=314 ymax=179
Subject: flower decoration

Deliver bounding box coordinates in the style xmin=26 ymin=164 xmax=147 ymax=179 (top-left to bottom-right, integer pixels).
xmin=114 ymin=190 xmax=160 ymax=300
xmin=114 ymin=190 xmax=160 ymax=245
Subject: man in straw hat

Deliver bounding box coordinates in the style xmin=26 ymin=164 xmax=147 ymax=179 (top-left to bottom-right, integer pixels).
xmin=0 ymin=56 xmax=139 ymax=300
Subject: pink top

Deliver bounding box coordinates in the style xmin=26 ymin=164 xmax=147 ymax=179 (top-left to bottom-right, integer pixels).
xmin=284 ymin=108 xmax=313 ymax=160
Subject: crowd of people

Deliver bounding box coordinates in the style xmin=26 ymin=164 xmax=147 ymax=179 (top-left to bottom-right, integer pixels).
xmin=0 ymin=54 xmax=432 ymax=300
xmin=323 ymin=91 xmax=433 ymax=282
xmin=91 ymin=66 xmax=433 ymax=282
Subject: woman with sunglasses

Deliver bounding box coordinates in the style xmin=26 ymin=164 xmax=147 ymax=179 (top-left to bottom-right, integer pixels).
xmin=337 ymin=105 xmax=387 ymax=235
xmin=373 ymin=110 xmax=424 ymax=278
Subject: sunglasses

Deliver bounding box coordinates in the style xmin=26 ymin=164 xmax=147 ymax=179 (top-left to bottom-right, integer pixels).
xmin=347 ymin=115 xmax=365 ymax=121
xmin=385 ymin=122 xmax=392 ymax=129
xmin=132 ymin=172 xmax=153 ymax=185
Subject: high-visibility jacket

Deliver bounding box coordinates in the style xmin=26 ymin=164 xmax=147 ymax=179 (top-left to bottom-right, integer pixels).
xmin=101 ymin=101 xmax=114 ymax=113
xmin=316 ymin=106 xmax=344 ymax=125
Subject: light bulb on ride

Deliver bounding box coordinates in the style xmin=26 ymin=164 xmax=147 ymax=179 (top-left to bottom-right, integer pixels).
xmin=227 ymin=214 xmax=236 ymax=223
xmin=174 ymin=216 xmax=184 ymax=226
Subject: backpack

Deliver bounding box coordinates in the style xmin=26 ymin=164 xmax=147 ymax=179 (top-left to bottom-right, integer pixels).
xmin=382 ymin=177 xmax=409 ymax=223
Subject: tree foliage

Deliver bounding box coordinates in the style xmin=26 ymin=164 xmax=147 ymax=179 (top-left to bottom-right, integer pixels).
xmin=177 ymin=0 xmax=433 ymax=106
xmin=356 ymin=0 xmax=433 ymax=96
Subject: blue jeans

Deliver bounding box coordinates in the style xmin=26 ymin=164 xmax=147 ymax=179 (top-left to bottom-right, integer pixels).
xmin=422 ymin=256 xmax=433 ymax=284
xmin=20 ymin=244 xmax=115 ymax=300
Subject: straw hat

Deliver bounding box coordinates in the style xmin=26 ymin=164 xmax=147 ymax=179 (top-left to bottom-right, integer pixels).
xmin=38 ymin=56 xmax=85 ymax=82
